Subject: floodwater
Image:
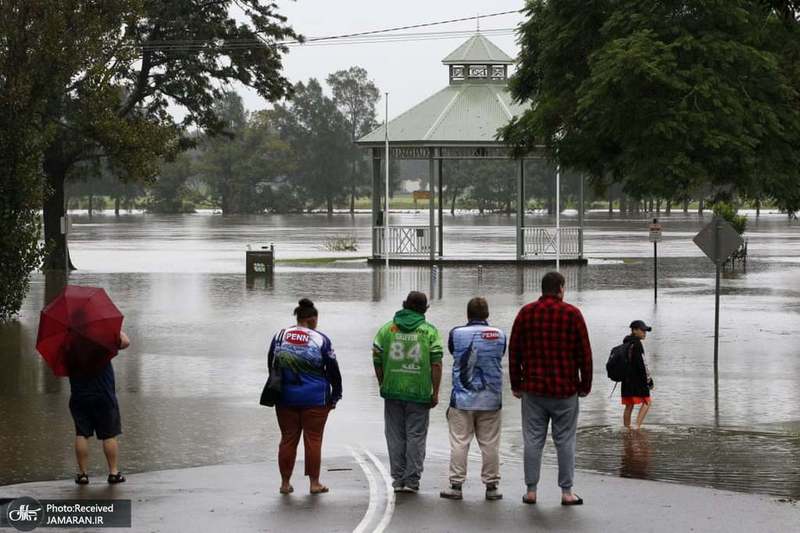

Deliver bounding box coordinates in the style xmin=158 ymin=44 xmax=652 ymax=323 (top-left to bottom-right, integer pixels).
xmin=1 ymin=210 xmax=799 ymax=498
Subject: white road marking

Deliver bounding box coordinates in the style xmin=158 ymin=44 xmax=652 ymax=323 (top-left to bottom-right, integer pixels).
xmin=363 ymin=448 xmax=395 ymax=533
xmin=349 ymin=446 xmax=379 ymax=533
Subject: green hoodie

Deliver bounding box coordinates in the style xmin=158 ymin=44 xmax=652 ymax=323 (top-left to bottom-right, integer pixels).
xmin=372 ymin=309 xmax=443 ymax=404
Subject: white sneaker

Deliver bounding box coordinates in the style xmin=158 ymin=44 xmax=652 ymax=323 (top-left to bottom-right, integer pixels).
xmin=439 ymin=484 xmax=463 ymax=500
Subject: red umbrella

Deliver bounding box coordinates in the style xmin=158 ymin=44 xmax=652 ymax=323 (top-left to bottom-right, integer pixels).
xmin=36 ymin=285 xmax=124 ymax=377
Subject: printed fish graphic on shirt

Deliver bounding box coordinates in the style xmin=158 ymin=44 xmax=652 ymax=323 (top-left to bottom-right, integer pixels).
xmin=459 ymin=337 xmax=486 ymax=392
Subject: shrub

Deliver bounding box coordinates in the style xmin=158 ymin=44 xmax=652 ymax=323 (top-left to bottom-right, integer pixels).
xmin=322 ymin=235 xmax=358 ymax=252
xmin=713 ymin=202 xmax=747 ymax=234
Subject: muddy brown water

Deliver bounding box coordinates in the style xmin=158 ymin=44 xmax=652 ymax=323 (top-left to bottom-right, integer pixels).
xmin=1 ymin=211 xmax=798 ymax=497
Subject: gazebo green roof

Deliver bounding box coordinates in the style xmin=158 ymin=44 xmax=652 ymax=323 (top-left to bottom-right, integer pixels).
xmin=441 ymin=33 xmax=514 ymax=65
xmin=357 ymin=34 xmax=525 ymax=146
xmin=357 ymin=84 xmax=525 ymax=145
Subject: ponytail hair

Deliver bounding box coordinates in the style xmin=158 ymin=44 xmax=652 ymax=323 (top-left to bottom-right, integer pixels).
xmin=294 ymin=298 xmax=318 ymax=321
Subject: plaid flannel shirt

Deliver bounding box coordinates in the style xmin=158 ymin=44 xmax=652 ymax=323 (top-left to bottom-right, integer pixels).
xmin=509 ymin=295 xmax=593 ymax=398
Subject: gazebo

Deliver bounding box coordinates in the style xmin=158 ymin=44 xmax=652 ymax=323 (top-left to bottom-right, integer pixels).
xmin=357 ymin=33 xmax=585 ymax=264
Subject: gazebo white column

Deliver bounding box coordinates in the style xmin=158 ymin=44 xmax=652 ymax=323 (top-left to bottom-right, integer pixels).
xmin=438 ymin=158 xmax=444 ymax=257
xmin=428 ymin=148 xmax=437 ymax=262
xmin=516 ymin=159 xmax=525 ymax=260
xmin=371 ymin=150 xmax=381 ymax=257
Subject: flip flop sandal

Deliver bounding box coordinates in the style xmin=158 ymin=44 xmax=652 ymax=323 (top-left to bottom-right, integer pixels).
xmin=521 ymin=495 xmax=537 ymax=505
xmin=279 ymin=486 xmax=294 ymax=495
xmin=561 ymin=495 xmax=584 ymax=506
xmin=310 ymin=486 xmax=329 ymax=494
xmin=75 ymin=473 xmax=89 ymax=485
xmin=107 ymin=473 xmax=126 ymax=484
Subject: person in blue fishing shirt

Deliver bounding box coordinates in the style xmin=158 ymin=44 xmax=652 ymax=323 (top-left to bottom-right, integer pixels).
xmin=268 ymin=298 xmax=342 ymax=496
xmin=440 ymin=297 xmax=507 ymax=501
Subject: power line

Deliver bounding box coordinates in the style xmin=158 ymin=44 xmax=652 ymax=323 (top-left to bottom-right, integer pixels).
xmin=136 ymin=9 xmax=521 ymax=53
xmin=139 ymin=27 xmax=516 ymax=52
xmin=279 ymin=10 xmax=521 ymax=45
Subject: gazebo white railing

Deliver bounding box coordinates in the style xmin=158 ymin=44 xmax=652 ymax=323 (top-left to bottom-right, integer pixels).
xmin=373 ymin=226 xmax=434 ymax=257
xmin=522 ymin=227 xmax=582 ymax=258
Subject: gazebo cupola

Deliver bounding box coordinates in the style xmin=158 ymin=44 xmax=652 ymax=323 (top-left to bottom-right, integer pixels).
xmin=442 ymin=33 xmax=514 ymax=84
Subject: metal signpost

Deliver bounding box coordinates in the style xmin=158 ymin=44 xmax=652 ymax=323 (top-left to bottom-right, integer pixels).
xmin=693 ymin=216 xmax=744 ymax=414
xmin=60 ymin=214 xmax=71 ymax=276
xmin=384 ymin=93 xmax=390 ymax=269
xmin=649 ymin=218 xmax=662 ymax=303
xmin=555 ymin=164 xmax=560 ymax=271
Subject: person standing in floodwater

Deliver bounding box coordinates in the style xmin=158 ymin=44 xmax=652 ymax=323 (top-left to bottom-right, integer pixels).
xmin=268 ymin=299 xmax=342 ymax=495
xmin=373 ymin=291 xmax=443 ymax=493
xmin=621 ymin=320 xmax=654 ymax=430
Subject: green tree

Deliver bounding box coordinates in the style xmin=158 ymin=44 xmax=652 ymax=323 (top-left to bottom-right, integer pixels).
xmin=502 ymin=0 xmax=800 ymax=212
xmin=40 ymin=0 xmax=299 ymax=269
xmin=327 ymin=67 xmax=381 ymax=214
xmin=247 ymin=109 xmax=295 ymax=212
xmin=274 ymin=79 xmax=352 ymax=214
xmin=148 ymin=151 xmax=199 ymax=213
xmin=0 ymin=0 xmax=61 ymax=321
xmin=0 ymin=1 xmax=123 ymax=319
xmin=197 ymin=94 xmax=291 ymax=214
xmin=197 ymin=92 xmax=250 ymax=213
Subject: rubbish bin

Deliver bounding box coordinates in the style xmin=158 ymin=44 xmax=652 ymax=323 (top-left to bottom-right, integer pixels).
xmin=246 ymin=245 xmax=274 ymax=274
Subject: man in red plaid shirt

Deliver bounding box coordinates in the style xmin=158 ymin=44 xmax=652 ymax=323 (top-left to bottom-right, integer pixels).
xmin=509 ymin=271 xmax=592 ymax=506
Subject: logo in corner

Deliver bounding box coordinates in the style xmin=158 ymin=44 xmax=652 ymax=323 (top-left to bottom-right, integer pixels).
xmin=6 ymin=497 xmax=44 ymax=531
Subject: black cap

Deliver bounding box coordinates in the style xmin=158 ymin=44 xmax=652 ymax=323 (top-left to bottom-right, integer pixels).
xmin=630 ymin=320 xmax=652 ymax=332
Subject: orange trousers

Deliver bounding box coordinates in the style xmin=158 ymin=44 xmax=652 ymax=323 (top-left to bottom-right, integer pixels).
xmin=275 ymin=406 xmax=330 ymax=479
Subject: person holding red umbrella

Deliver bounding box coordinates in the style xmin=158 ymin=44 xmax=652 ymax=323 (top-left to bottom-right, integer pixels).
xmin=36 ymin=286 xmax=131 ymax=485
xmin=67 ymin=327 xmax=130 ymax=485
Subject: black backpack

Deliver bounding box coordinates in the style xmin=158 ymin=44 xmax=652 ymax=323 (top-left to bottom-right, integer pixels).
xmin=606 ymin=342 xmax=632 ymax=382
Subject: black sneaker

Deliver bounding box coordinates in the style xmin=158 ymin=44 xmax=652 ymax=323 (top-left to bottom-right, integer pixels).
xmin=485 ymin=483 xmax=503 ymax=500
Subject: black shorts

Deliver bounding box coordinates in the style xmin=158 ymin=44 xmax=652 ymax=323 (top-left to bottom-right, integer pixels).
xmin=69 ymin=394 xmax=122 ymax=440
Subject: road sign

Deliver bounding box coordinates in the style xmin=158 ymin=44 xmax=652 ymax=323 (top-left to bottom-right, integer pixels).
xmin=649 ymin=222 xmax=662 ymax=243
xmin=693 ymin=215 xmax=745 ymax=418
xmin=412 ymin=190 xmax=431 ymax=201
xmin=693 ymin=217 xmax=743 ymax=265
xmin=59 ymin=215 xmax=71 ymax=235
xmin=649 ymin=219 xmax=661 ymax=302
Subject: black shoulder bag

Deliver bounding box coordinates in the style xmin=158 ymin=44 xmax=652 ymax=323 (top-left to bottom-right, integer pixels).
xmin=260 ymin=331 xmax=284 ymax=407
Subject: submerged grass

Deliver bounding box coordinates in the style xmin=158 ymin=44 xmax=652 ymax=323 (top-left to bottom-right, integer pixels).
xmin=275 ymin=257 xmax=369 ymax=265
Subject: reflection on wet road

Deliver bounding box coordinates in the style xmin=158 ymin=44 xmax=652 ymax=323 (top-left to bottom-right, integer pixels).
xmin=0 ymin=212 xmax=798 ymax=498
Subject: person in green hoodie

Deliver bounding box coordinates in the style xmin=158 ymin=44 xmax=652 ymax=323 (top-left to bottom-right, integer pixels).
xmin=373 ymin=291 xmax=443 ymax=493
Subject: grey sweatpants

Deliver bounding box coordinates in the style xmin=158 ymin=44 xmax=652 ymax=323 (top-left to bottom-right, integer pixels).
xmin=521 ymin=393 xmax=579 ymax=492
xmin=384 ymin=399 xmax=430 ymax=488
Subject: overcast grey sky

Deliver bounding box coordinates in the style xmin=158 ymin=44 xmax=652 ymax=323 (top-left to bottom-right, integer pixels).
xmin=235 ymin=0 xmax=525 ymax=121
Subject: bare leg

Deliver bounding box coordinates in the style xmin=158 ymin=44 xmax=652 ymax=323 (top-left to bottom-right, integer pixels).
xmin=102 ymin=438 xmax=119 ymax=475
xmin=75 ymin=436 xmax=89 ymax=474
xmin=623 ymin=404 xmax=634 ymax=428
xmin=635 ymin=403 xmax=651 ymax=430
